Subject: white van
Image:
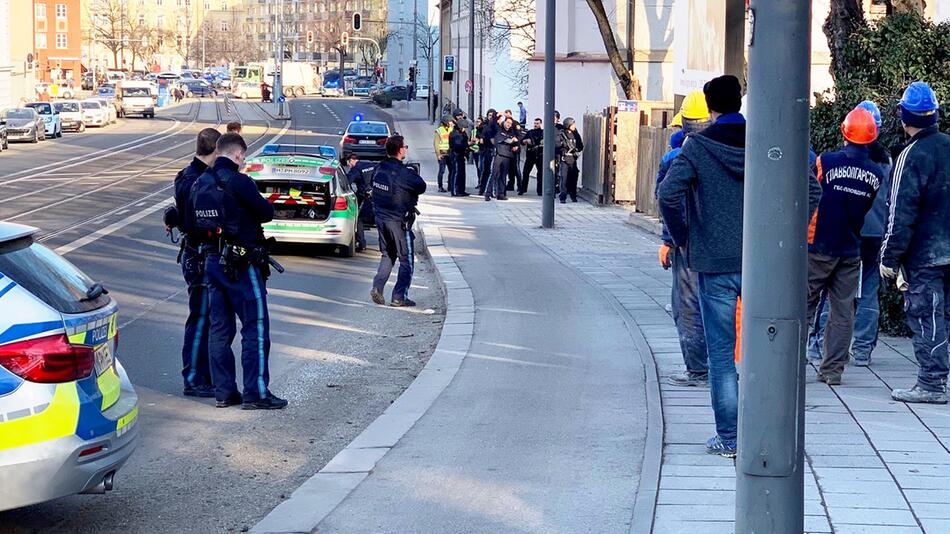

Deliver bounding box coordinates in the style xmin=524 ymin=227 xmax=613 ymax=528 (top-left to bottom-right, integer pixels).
xmin=117 ymin=81 xmax=155 ymax=118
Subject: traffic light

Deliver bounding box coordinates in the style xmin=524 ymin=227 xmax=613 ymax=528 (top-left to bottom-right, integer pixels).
xmin=341 ymin=31 xmax=349 ymax=47
xmin=352 ymin=12 xmax=362 ymax=32
xmin=306 ymin=30 xmax=314 ymax=44
xmin=408 ymin=66 xmax=416 ymax=84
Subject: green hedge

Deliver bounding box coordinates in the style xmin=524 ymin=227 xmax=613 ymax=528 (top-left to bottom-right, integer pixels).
xmin=810 ymin=13 xmax=950 ymax=336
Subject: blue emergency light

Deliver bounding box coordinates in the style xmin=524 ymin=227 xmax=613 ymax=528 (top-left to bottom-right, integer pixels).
xmin=353 ymin=113 xmax=364 ymax=122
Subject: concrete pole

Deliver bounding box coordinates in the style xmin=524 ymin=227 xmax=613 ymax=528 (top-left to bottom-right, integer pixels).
xmin=413 ymin=0 xmax=419 ymax=65
xmin=541 ymin=0 xmax=555 ymax=229
xmin=277 ymin=0 xmax=285 ymax=117
xmin=735 ymin=0 xmax=810 ymax=531
xmin=467 ymin=0 xmax=475 ymax=119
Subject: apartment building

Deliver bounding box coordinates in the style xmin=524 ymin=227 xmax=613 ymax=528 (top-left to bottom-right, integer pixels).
xmin=34 ymin=0 xmax=82 ymax=84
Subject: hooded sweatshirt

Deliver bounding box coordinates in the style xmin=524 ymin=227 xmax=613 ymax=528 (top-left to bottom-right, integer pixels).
xmin=658 ymin=113 xmax=746 ymax=273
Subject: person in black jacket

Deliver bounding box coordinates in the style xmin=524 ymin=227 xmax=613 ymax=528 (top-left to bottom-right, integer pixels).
xmin=370 ymin=136 xmax=427 ymax=307
xmin=881 ymin=81 xmax=950 ymax=404
xmin=190 ymin=133 xmax=286 ymax=410
xmin=521 ymin=118 xmax=544 ymax=195
xmin=556 ymin=117 xmax=583 ymax=203
xmin=449 ymin=122 xmax=471 ymax=196
xmin=506 ymin=118 xmax=525 ymax=192
xmin=344 ymin=152 xmax=376 ymax=252
xmin=478 ymin=109 xmax=499 ymax=195
xmin=487 ymin=117 xmax=518 ymax=201
xmin=169 ymin=127 xmax=220 ymax=399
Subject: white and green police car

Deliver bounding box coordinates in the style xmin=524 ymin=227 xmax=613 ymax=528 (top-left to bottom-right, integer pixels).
xmin=243 ymin=144 xmax=360 ymax=256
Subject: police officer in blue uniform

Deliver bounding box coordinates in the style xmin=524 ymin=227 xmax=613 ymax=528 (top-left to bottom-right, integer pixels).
xmin=189 ymin=133 xmax=287 ymax=410
xmin=370 ymin=135 xmax=427 ymax=307
xmin=344 ymin=152 xmax=376 ymax=253
xmin=166 ymin=127 xmax=221 ymax=398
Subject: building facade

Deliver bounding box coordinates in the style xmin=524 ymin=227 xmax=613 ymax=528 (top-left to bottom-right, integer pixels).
xmin=385 ymin=0 xmax=428 ymax=84
xmin=34 ymin=0 xmax=83 ymax=85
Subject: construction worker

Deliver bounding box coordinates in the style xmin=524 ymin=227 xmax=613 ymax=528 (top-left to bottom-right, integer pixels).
xmin=657 ymin=90 xmax=711 ymax=388
xmin=433 ymin=117 xmax=453 ymax=193
xmin=881 ymin=81 xmax=950 ymax=404
xmin=806 ymin=108 xmax=885 ymax=385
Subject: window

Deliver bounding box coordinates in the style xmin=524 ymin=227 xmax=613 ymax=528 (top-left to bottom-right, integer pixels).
xmin=36 ymin=33 xmax=47 ymax=49
xmin=138 ymin=15 xmax=145 ymax=26
xmin=56 ymin=33 xmax=67 ymax=49
xmin=156 ymin=0 xmax=162 ymax=4
xmin=221 ymin=1 xmax=227 ymax=9
xmin=55 ymin=3 xmax=67 ymax=18
xmin=220 ymin=20 xmax=228 ymax=31
xmin=204 ymin=1 xmax=211 ymax=9
xmin=35 ymin=3 xmax=46 ymax=18
xmin=157 ymin=15 xmax=164 ymax=27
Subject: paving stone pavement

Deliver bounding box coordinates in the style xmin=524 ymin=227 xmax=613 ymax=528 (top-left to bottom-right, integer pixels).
xmin=497 ymin=196 xmax=950 ymax=533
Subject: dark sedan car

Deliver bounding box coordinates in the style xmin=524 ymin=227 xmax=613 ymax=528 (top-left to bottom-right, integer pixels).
xmin=181 ymin=79 xmax=217 ymax=98
xmin=1 ymin=108 xmax=45 ymax=143
xmin=339 ymin=120 xmax=391 ymax=160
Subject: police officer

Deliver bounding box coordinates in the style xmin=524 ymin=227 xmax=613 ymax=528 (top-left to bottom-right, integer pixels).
xmin=370 ymin=135 xmax=427 ymax=307
xmin=478 ymin=109 xmax=499 ymax=195
xmin=521 ymin=118 xmax=544 ymax=195
xmin=881 ymin=81 xmax=950 ymax=404
xmin=344 ymin=152 xmax=376 ymax=252
xmin=449 ymin=120 xmax=471 ymax=196
xmin=556 ymin=117 xmax=584 ymax=203
xmin=487 ymin=117 xmax=519 ymax=201
xmin=167 ymin=127 xmax=220 ymax=398
xmin=190 ymin=133 xmax=287 ymax=410
xmin=434 ymin=117 xmax=453 ymax=193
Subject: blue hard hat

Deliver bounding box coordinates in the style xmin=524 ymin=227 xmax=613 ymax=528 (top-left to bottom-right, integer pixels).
xmin=899 ymin=81 xmax=939 ymax=114
xmin=856 ymin=100 xmax=882 ymax=127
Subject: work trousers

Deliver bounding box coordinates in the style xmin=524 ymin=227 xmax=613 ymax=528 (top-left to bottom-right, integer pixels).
xmin=205 ymin=256 xmax=271 ymax=403
xmin=903 ymin=265 xmax=950 ymax=392
xmin=671 ymin=247 xmax=709 ymax=376
xmin=806 ymin=252 xmax=861 ymax=379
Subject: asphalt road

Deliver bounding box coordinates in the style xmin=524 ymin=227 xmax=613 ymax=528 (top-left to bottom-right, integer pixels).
xmin=0 ymin=96 xmax=444 ymax=533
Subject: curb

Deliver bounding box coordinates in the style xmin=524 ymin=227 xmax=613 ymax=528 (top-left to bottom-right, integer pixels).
xmin=250 ymin=219 xmax=473 ymax=534
xmin=505 ymin=220 xmax=664 ymax=534
xmin=626 ymin=211 xmax=664 ymax=238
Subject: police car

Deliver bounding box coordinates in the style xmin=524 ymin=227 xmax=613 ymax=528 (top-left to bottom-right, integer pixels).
xmin=0 ymin=223 xmax=139 ymax=512
xmin=243 ymin=144 xmax=360 ymax=256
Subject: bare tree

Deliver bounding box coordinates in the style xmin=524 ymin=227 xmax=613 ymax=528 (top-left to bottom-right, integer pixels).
xmin=585 ymin=0 xmax=642 ymax=100
xmin=824 ymin=0 xmax=865 ymax=82
xmin=86 ymin=0 xmax=128 ymax=69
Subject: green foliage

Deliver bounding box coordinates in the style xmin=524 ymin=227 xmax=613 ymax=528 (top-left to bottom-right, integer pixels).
xmin=810 ymin=13 xmax=950 ymax=154
xmin=811 ymin=13 xmax=950 ymax=337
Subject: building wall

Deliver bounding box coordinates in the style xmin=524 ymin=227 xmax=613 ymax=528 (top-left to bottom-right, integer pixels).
xmin=0 ymin=0 xmax=11 ymax=110
xmin=34 ymin=0 xmax=82 ymax=85
xmin=386 ymin=0 xmax=428 ymax=84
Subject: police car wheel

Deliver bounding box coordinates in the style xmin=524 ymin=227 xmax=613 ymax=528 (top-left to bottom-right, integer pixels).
xmin=340 ymin=234 xmax=356 ymax=258
xmin=78 ymin=122 xmax=85 ymax=132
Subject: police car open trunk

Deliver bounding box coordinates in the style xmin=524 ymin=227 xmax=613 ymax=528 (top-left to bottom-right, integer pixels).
xmin=255 ymin=177 xmax=333 ymax=221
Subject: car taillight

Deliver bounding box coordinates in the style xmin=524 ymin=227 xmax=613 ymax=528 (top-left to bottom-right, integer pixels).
xmin=0 ymin=334 xmax=95 ymax=383
xmin=319 ymin=166 xmax=336 ymax=175
xmin=243 ymin=162 xmax=264 ymax=173
xmin=333 ymin=196 xmax=348 ymax=211
xmin=343 ymin=136 xmax=357 ymax=144
xmin=376 ymin=138 xmax=387 ymax=145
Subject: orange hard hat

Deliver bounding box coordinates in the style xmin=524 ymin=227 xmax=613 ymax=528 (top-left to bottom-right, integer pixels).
xmin=841 ymin=107 xmax=879 ymax=145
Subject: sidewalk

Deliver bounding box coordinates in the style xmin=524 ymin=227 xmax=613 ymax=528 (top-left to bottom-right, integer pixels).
xmin=255 ymin=109 xmax=950 ymax=533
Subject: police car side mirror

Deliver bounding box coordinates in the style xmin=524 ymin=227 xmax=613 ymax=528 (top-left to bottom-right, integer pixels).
xmin=338 ymin=130 xmax=344 ymax=135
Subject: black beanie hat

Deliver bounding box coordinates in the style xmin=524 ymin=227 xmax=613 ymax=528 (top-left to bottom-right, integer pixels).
xmin=703 ymin=75 xmax=742 ymax=115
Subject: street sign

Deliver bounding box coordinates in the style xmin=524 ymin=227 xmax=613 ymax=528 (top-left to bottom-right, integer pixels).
xmin=443 ymin=55 xmax=456 ymax=73
xmin=278 ymin=95 xmax=286 ymax=103
xmin=341 ymin=31 xmax=349 ymax=47
xmin=464 ymin=80 xmax=473 ymax=93
xmin=617 ymin=100 xmax=639 ymax=112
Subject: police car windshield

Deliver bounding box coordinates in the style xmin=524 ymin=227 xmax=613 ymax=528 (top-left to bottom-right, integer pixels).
xmin=26 ymin=103 xmax=53 ymax=114
xmin=5 ymin=109 xmax=34 ymax=119
xmin=0 ymin=237 xmax=111 ymax=314
xmin=348 ymin=122 xmax=388 ymax=135
xmin=54 ymin=102 xmax=80 ymax=112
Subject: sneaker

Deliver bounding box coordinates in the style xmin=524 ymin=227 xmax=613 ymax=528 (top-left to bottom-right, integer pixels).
xmin=571 ymin=197 xmax=578 ymax=203
xmin=242 ymin=392 xmax=289 ymax=410
xmin=390 ymin=298 xmax=417 ymax=307
xmin=183 ymin=384 xmax=215 ymax=398
xmin=497 ymin=196 xmax=508 ymax=201
xmin=891 ymin=385 xmax=948 ymax=404
xmin=484 ymin=197 xmax=492 ymax=202
xmin=438 ymin=187 xmax=447 ymax=193
xmin=458 ymin=192 xmax=471 ymax=197
xmin=705 ymin=435 xmax=737 ymax=458
xmin=559 ymin=199 xmax=566 ymax=204
xmin=370 ymin=288 xmax=385 ymax=305
xmin=816 ymin=373 xmax=841 ymax=386
xmin=852 ymin=354 xmax=871 ymax=367
xmin=666 ymin=371 xmax=709 ymax=387
xmin=215 ymin=393 xmax=243 ymax=408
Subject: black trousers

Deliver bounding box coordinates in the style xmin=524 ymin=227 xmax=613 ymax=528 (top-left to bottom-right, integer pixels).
xmin=487 ymin=156 xmax=510 ymax=199
xmin=478 ymin=148 xmax=494 ymax=194
xmin=450 ymin=153 xmax=467 ymax=194
xmin=523 ymin=152 xmax=543 ymax=194
xmin=506 ymin=151 xmax=521 ymax=191
xmin=558 ymin=158 xmax=579 ymax=201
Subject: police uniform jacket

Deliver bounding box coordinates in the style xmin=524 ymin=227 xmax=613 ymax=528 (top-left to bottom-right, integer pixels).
xmin=493 ymin=127 xmax=519 ymax=159
xmin=203 ymin=157 xmax=275 ymax=248
xmin=449 ymin=128 xmax=470 ymax=157
xmin=371 ymin=157 xmax=427 ymax=223
xmin=556 ymin=128 xmax=583 ymax=164
xmin=173 ymin=157 xmax=209 ymax=241
xmin=882 ymin=126 xmax=950 ymax=270
xmin=523 ymin=128 xmax=544 ymax=154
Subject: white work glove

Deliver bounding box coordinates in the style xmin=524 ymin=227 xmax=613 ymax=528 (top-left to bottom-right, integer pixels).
xmin=880 ymin=263 xmax=898 ymax=280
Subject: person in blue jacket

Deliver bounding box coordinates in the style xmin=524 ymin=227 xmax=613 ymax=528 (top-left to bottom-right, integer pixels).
xmin=370 ymin=135 xmax=428 ymax=307
xmin=881 ymin=81 xmax=950 ymax=404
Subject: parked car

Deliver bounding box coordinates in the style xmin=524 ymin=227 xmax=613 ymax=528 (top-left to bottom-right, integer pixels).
xmin=180 ymin=79 xmax=217 ymax=98
xmin=95 ymin=87 xmax=122 ymax=118
xmin=339 ymin=120 xmax=391 ymax=160
xmin=53 ymin=100 xmax=86 ymax=132
xmin=416 ymin=83 xmax=430 ymax=98
xmin=24 ymin=102 xmax=62 ymax=138
xmin=0 ymin=222 xmax=140 ymax=513
xmin=233 ymin=81 xmax=263 ymax=100
xmin=81 ymin=99 xmax=111 ymax=127
xmin=81 ymin=73 xmax=95 ymax=90
xmin=0 ymin=108 xmax=46 ymax=143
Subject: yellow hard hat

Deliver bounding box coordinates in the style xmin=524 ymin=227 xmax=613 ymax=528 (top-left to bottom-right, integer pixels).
xmin=670 ymin=112 xmax=683 ymax=128
xmin=681 ymin=91 xmax=710 ymax=120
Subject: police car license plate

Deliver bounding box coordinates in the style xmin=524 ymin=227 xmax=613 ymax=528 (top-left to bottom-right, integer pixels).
xmin=94 ymin=342 xmax=114 ymax=375
xmin=273 ymin=166 xmax=311 ymax=175
xmin=359 ymin=139 xmax=376 ymax=145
